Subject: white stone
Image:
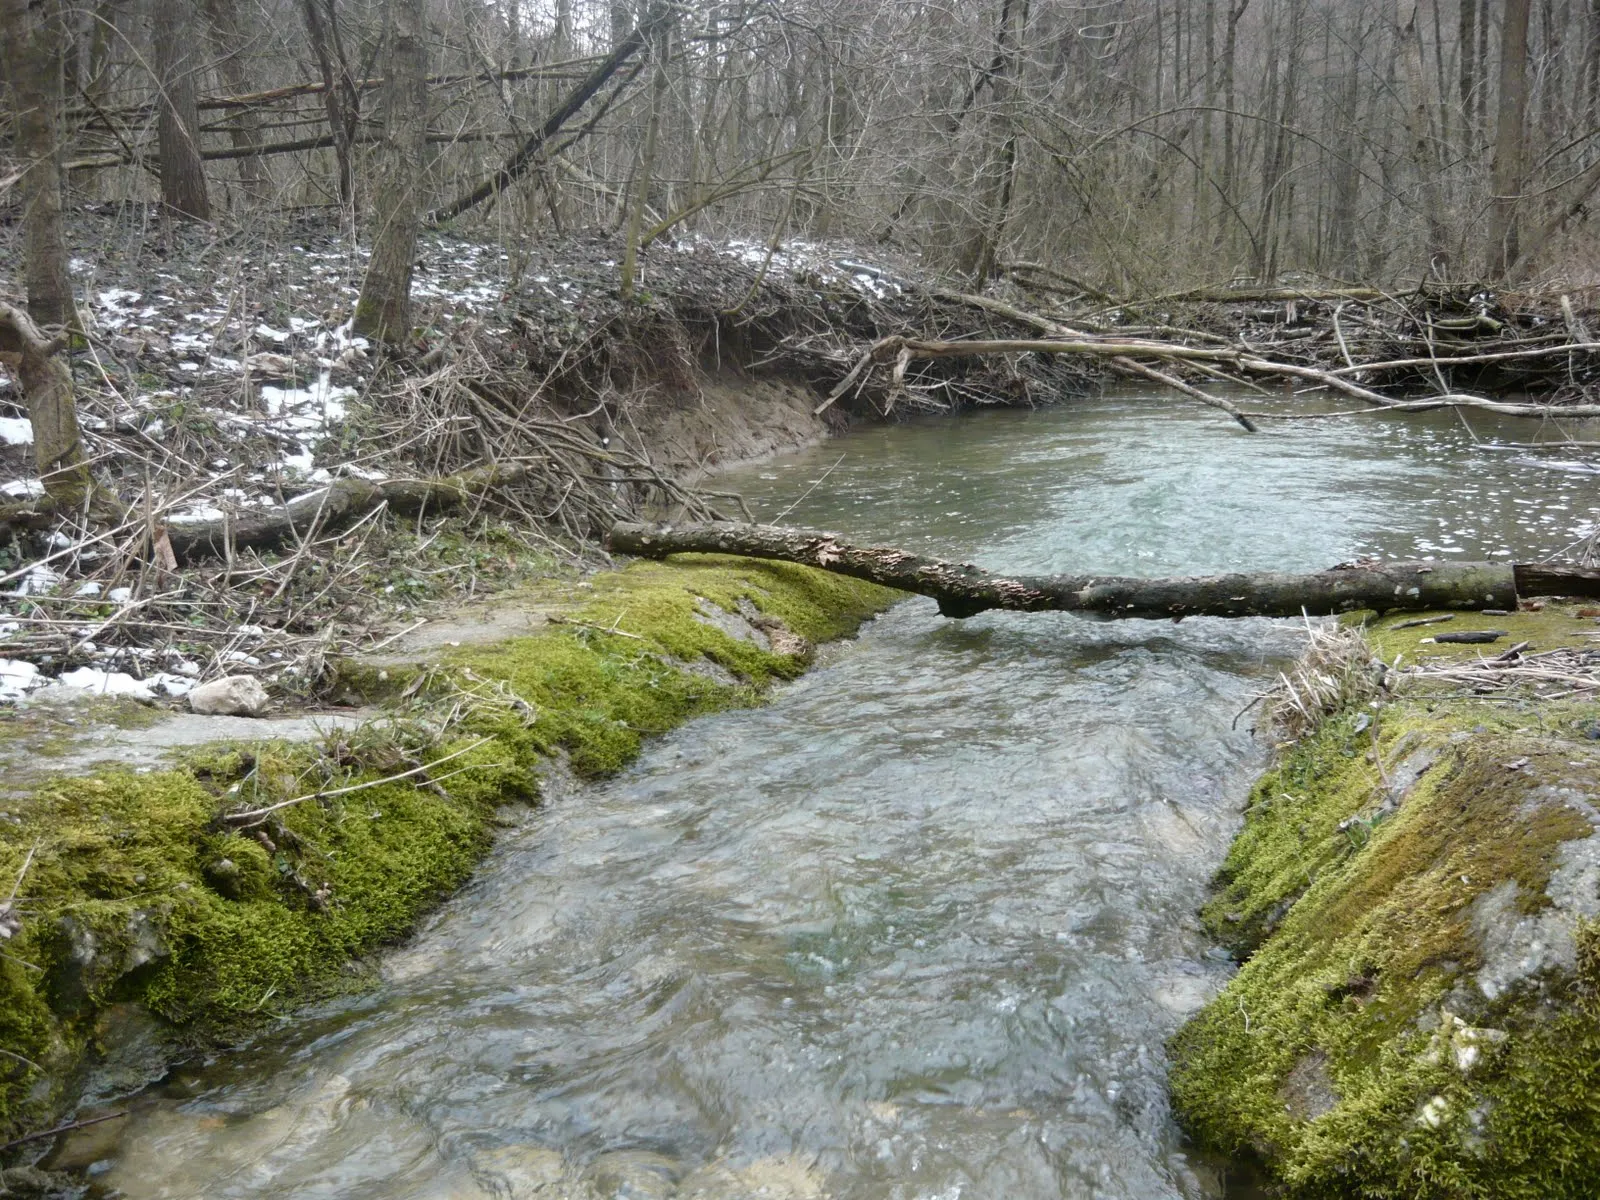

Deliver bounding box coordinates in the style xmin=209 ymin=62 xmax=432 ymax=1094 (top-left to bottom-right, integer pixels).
xmin=188 ymin=675 xmax=270 ymax=717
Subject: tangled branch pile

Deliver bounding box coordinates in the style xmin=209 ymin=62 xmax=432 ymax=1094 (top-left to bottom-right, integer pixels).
xmin=0 ymin=213 xmax=1104 ymax=697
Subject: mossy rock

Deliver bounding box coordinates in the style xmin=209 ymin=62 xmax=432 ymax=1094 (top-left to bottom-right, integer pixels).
xmin=1171 ymin=668 xmax=1600 ymax=1196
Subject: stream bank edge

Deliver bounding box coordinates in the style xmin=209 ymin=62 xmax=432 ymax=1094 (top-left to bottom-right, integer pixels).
xmin=1170 ymin=606 xmax=1600 ymax=1198
xmin=0 ymin=556 xmax=900 ymax=1155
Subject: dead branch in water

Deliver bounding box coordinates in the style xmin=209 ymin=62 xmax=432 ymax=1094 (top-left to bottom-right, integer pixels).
xmin=849 ymin=334 xmax=1600 ymax=420
xmin=603 ymin=521 xmax=1600 ymax=619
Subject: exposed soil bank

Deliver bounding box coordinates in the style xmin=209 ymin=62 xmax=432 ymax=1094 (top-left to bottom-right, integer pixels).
xmin=0 ymin=555 xmax=898 ymax=1155
xmin=1170 ymin=605 xmax=1600 ymax=1198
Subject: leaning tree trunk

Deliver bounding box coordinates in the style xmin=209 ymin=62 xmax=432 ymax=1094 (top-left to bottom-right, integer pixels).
xmin=606 ymin=522 xmax=1600 ymax=619
xmin=353 ymin=0 xmax=429 ymax=343
xmin=0 ymin=0 xmax=78 ymax=330
xmin=153 ymin=0 xmax=212 ymax=219
xmin=0 ymin=303 xmax=91 ymax=507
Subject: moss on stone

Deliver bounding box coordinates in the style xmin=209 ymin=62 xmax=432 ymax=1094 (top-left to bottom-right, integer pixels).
xmin=443 ymin=555 xmax=897 ymax=776
xmin=0 ymin=554 xmax=898 ymax=1143
xmin=1171 ymin=626 xmax=1600 ymax=1198
xmin=1361 ymin=601 xmax=1600 ymax=665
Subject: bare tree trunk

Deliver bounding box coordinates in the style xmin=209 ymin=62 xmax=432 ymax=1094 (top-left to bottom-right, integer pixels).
xmin=0 ymin=304 xmax=90 ymax=506
xmin=1199 ymin=0 xmax=1217 ymax=246
xmin=200 ymin=0 xmax=265 ymax=203
xmin=1488 ymin=0 xmax=1533 ymax=278
xmin=970 ymin=0 xmax=1026 ymax=283
xmin=0 ymin=0 xmax=78 ymax=329
xmin=619 ymin=26 xmax=669 ymax=301
xmin=353 ymin=0 xmax=428 ymax=343
xmin=299 ymin=0 xmax=359 ymax=206
xmin=1221 ymin=0 xmax=1250 ymax=254
xmin=1459 ymin=0 xmax=1479 ymax=148
xmin=1398 ymin=0 xmax=1448 ymax=272
xmin=153 ymin=0 xmax=211 ymax=218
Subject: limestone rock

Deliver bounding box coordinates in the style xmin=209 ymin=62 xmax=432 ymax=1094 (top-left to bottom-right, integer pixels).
xmin=188 ymin=675 xmax=270 ymax=717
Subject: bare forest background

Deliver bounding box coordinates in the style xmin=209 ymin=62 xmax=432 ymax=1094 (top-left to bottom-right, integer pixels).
xmin=4 ymin=0 xmax=1596 ymax=302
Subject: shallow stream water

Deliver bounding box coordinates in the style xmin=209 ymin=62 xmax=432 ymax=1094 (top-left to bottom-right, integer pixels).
xmin=90 ymin=394 xmax=1600 ymax=1199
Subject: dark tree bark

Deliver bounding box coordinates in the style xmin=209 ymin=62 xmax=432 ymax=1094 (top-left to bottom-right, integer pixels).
xmin=619 ymin=24 xmax=669 ymax=301
xmin=200 ymin=0 xmax=265 ymax=202
xmin=299 ymin=0 xmax=359 ymax=205
xmin=1459 ymin=0 xmax=1479 ymax=147
xmin=606 ymin=522 xmax=1550 ymax=619
xmin=1489 ymin=0 xmax=1534 ymax=278
xmin=353 ymin=0 xmax=429 ymax=343
xmin=1 ymin=0 xmax=78 ymax=330
xmin=153 ymin=0 xmax=211 ymax=218
xmin=427 ymin=2 xmax=670 ymax=226
xmin=0 ymin=303 xmax=90 ymax=506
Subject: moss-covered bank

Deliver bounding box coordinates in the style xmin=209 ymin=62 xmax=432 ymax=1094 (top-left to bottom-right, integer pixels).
xmin=1170 ymin=605 xmax=1600 ymax=1198
xmin=0 ymin=555 xmax=898 ymax=1145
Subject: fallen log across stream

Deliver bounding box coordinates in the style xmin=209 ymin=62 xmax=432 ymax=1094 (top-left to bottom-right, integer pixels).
xmin=608 ymin=522 xmax=1600 ymax=619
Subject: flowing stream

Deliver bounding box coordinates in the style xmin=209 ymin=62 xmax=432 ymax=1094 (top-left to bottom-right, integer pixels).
xmin=89 ymin=393 xmax=1599 ymax=1199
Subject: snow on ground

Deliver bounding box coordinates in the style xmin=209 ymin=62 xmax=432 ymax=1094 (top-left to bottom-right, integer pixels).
xmin=0 ymin=659 xmax=41 ymax=702
xmin=0 ymin=213 xmax=919 ymax=706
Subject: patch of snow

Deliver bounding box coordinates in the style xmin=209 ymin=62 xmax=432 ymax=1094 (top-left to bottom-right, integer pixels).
xmin=149 ymin=672 xmax=195 ymax=697
xmin=254 ymin=324 xmax=292 ymax=343
xmin=52 ymin=667 xmax=154 ymax=698
xmin=17 ymin=566 xmax=61 ymax=596
xmin=75 ymin=581 xmax=104 ymax=598
xmin=108 ymin=587 xmax=133 ymax=603
xmin=1 ymin=479 xmax=45 ymax=499
xmin=167 ymin=503 xmax=226 ymax=524
xmin=0 ymin=417 xmax=34 ymax=445
xmin=0 ymin=659 xmax=43 ymax=702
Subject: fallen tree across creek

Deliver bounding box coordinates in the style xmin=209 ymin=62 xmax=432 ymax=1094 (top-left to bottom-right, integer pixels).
xmin=608 ymin=521 xmax=1600 ymax=620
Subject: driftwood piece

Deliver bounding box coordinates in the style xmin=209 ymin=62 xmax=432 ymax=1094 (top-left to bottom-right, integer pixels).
xmin=608 ymin=522 xmax=1533 ymax=619
xmin=164 ymin=463 xmax=529 ymax=564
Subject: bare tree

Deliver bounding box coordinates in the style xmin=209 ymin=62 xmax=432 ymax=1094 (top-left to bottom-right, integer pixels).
xmin=353 ymin=0 xmax=429 ymax=342
xmin=2 ymin=0 xmax=78 ymax=328
xmin=153 ymin=0 xmax=211 ymax=218
xmin=1489 ymin=0 xmax=1533 ymax=278
xmin=200 ymin=0 xmax=266 ymax=203
xmin=299 ymin=0 xmax=360 ymax=206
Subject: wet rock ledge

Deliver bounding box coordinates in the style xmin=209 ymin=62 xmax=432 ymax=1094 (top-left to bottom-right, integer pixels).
xmin=0 ymin=556 xmax=898 ymax=1153
xmin=1170 ymin=602 xmax=1600 ymax=1198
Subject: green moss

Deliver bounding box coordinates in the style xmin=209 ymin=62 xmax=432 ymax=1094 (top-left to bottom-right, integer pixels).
xmin=0 ymin=553 xmax=899 ymax=1142
xmin=1361 ymin=602 xmax=1600 ymax=666
xmin=1172 ymin=635 xmax=1600 ymax=1197
xmin=443 ymin=555 xmax=897 ymax=776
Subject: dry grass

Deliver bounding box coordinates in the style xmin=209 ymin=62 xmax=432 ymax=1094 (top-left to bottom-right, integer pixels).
xmin=1265 ymin=617 xmax=1387 ymax=741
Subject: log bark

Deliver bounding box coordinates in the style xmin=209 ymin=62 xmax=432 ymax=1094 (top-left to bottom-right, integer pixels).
xmin=605 ymin=521 xmax=1600 ymax=619
xmin=162 ymin=464 xmax=529 ymax=564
